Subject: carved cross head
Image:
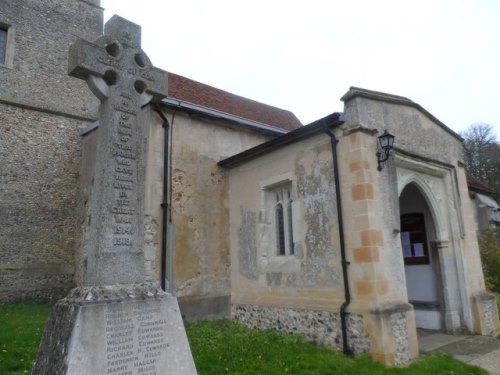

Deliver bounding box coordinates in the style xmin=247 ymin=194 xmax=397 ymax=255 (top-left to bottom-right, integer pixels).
xmin=68 ymin=15 xmax=167 ymax=108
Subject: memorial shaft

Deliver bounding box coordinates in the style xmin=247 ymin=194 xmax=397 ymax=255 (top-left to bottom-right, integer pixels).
xmin=68 ymin=15 xmax=168 ymax=285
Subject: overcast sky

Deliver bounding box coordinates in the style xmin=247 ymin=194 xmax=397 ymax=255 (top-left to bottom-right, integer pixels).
xmin=102 ymin=0 xmax=500 ymax=139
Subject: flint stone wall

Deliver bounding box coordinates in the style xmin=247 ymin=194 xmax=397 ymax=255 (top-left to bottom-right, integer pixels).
xmin=0 ymin=104 xmax=90 ymax=304
xmin=0 ymin=0 xmax=101 ymax=119
xmin=231 ymin=303 xmax=370 ymax=353
xmin=389 ymin=312 xmax=411 ymax=365
xmin=483 ymin=298 xmax=496 ymax=334
xmin=476 ymin=292 xmax=498 ymax=335
xmin=0 ymin=0 xmax=102 ymax=304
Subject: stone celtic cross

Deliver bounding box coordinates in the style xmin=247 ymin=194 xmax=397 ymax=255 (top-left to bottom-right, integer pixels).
xmin=68 ymin=15 xmax=167 ymax=285
xmin=33 ymin=16 xmax=196 ymax=375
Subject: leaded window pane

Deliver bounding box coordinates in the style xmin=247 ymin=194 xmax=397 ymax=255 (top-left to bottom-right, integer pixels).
xmin=275 ymin=203 xmax=285 ymax=255
xmin=0 ymin=28 xmax=7 ymax=64
xmin=287 ymin=202 xmax=294 ymax=255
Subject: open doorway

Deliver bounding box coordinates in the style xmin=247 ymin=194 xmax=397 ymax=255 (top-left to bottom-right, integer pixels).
xmin=399 ymin=183 xmax=443 ymax=330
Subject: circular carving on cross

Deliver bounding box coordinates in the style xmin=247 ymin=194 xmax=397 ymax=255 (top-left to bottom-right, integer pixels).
xmin=103 ymin=70 xmax=118 ymax=86
xmin=134 ymin=53 xmax=147 ymax=68
xmin=105 ymin=41 xmax=122 ymax=58
xmin=134 ymin=80 xmax=146 ymax=94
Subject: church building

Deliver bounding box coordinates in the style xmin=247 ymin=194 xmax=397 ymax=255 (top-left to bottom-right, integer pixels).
xmin=1 ymin=0 xmax=498 ymax=366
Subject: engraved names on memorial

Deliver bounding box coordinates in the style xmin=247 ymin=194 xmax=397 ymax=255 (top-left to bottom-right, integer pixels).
xmin=111 ymin=109 xmax=136 ymax=250
xmin=105 ymin=303 xmax=167 ymax=375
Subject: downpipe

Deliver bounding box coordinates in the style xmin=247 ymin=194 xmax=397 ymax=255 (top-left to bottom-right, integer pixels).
xmin=152 ymin=103 xmax=170 ymax=293
xmin=324 ymin=124 xmax=353 ymax=356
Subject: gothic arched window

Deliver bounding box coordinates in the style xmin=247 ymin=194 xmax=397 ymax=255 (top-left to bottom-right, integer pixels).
xmin=287 ymin=200 xmax=294 ymax=255
xmin=275 ymin=203 xmax=285 ymax=255
xmin=269 ymin=183 xmax=294 ymax=256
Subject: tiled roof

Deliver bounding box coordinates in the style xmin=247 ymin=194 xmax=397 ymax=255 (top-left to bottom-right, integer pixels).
xmin=168 ymin=73 xmax=302 ymax=131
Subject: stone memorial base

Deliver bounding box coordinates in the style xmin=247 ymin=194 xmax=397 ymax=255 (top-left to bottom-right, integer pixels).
xmin=32 ymin=283 xmax=197 ymax=375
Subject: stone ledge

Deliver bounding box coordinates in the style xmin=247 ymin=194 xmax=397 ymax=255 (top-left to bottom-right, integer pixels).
xmin=0 ymin=96 xmax=97 ymax=122
xmin=472 ymin=290 xmax=497 ymax=302
xmin=342 ymin=123 xmax=378 ymax=136
xmin=0 ymin=262 xmax=74 ymax=276
xmin=370 ymin=302 xmax=413 ymax=316
xmin=62 ymin=283 xmax=168 ymax=304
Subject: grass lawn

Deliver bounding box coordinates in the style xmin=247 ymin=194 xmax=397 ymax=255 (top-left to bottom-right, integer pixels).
xmin=0 ymin=304 xmax=487 ymax=375
xmin=0 ymin=304 xmax=51 ymax=375
xmin=187 ymin=320 xmax=486 ymax=375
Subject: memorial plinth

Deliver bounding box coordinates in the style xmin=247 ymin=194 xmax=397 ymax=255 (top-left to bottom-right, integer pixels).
xmin=32 ymin=15 xmax=197 ymax=375
xmin=33 ymin=284 xmax=196 ymax=374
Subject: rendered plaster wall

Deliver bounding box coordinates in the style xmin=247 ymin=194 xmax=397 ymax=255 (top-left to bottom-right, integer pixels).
xmin=228 ymin=133 xmax=344 ymax=311
xmin=343 ymin=96 xmax=464 ymax=165
xmin=227 ymin=129 xmax=418 ymax=365
xmin=456 ymin=165 xmax=488 ymax=294
xmin=165 ymin=110 xmax=276 ymax=319
xmin=0 ymin=0 xmax=102 ymax=304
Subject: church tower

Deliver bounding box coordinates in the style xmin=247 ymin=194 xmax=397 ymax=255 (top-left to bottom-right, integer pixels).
xmin=0 ymin=0 xmax=103 ymax=303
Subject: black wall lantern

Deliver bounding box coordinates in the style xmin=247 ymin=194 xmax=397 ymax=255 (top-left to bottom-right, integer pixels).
xmin=376 ymin=129 xmax=395 ymax=171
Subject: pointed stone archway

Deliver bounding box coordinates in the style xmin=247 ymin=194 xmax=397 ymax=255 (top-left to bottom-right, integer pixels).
xmin=399 ymin=182 xmax=444 ymax=330
xmin=396 ymin=157 xmax=473 ymax=334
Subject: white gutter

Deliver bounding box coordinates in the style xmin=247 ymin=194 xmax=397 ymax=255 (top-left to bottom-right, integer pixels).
xmin=161 ymin=97 xmax=288 ymax=135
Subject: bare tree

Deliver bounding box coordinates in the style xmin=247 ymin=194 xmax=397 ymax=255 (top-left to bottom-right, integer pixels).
xmin=461 ymin=123 xmax=500 ymax=198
